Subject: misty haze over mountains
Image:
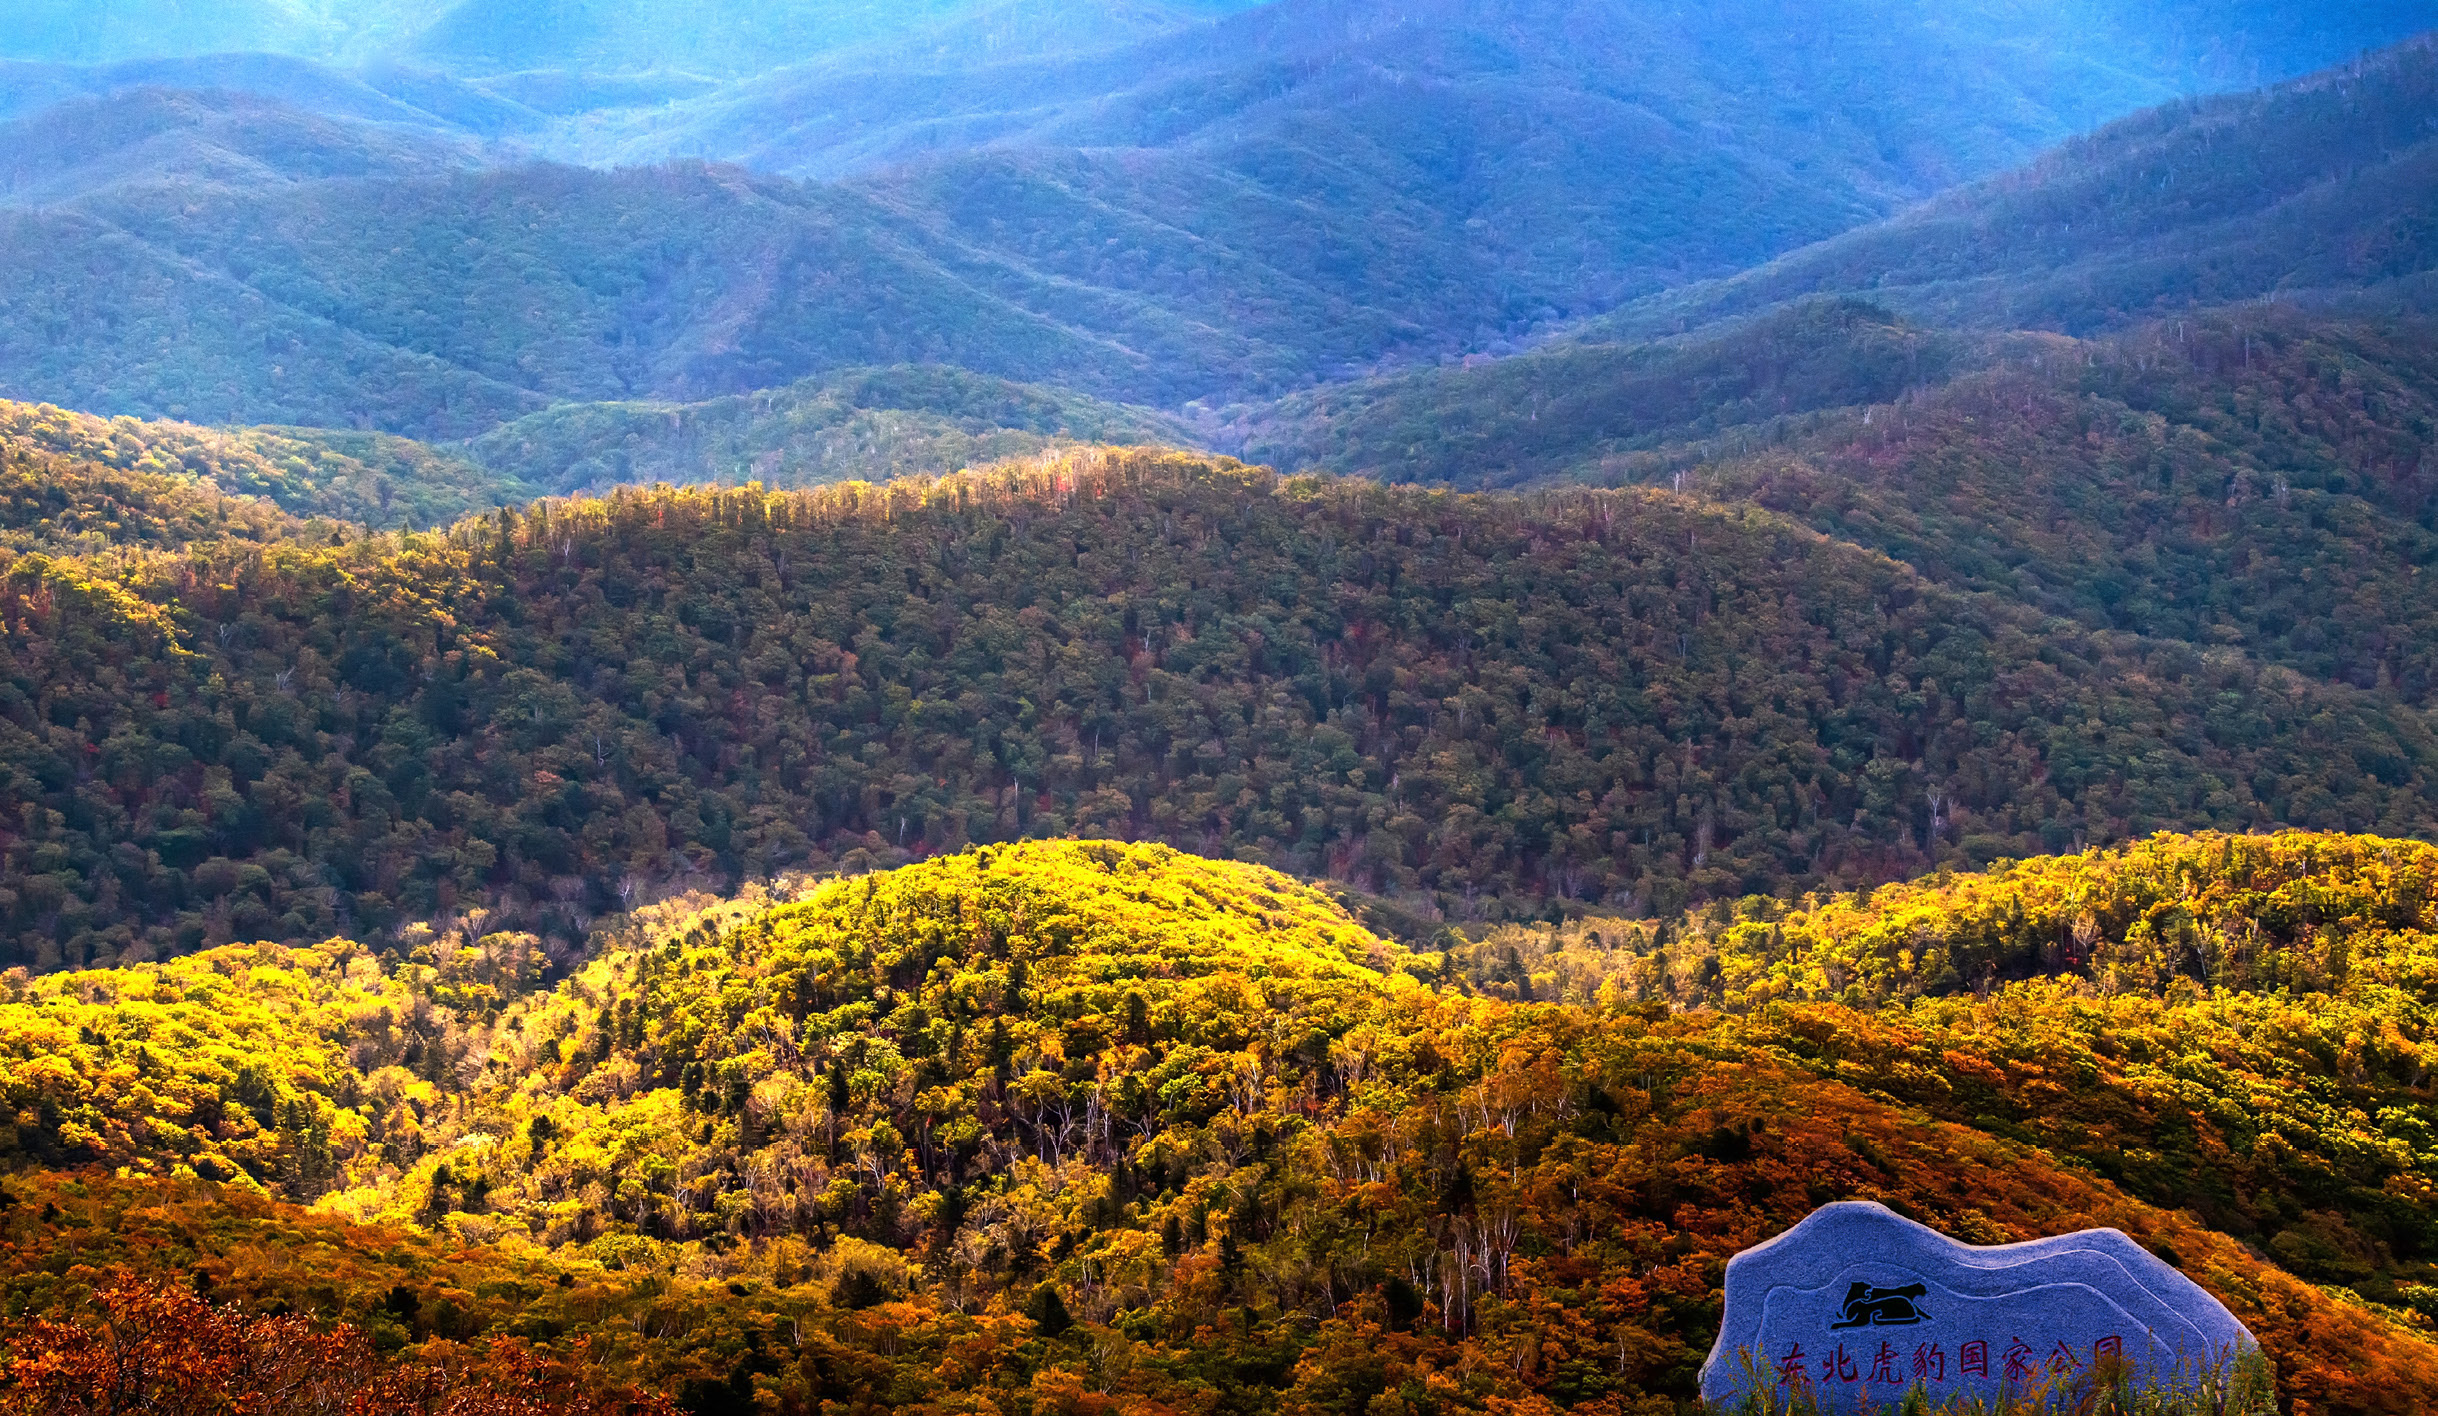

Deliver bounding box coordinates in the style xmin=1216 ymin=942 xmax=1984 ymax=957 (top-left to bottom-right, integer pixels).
xmin=0 ymin=0 xmax=2429 ymax=447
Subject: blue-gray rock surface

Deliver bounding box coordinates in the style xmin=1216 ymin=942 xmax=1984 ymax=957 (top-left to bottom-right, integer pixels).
xmin=1700 ymin=1202 xmax=2256 ymax=1412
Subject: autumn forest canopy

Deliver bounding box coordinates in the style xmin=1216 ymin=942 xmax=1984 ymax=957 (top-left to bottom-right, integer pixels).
xmin=3 ymin=3 xmax=2438 ymax=1415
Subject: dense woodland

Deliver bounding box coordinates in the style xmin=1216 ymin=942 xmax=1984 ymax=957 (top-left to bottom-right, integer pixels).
xmin=1265 ymin=302 xmax=2438 ymax=699
xmin=6 ymin=447 xmax=2437 ymax=972
xmin=1595 ymin=36 xmax=2438 ymax=341
xmin=0 ymin=398 xmax=513 ymax=530
xmin=0 ymin=834 xmax=2431 ymax=1414
xmin=1700 ymin=310 xmax=2438 ymax=700
xmin=463 ymin=367 xmax=1188 ymax=498
xmin=1459 ymin=833 xmax=2438 ymax=1295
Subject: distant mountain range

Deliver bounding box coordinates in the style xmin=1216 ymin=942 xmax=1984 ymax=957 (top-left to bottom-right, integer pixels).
xmin=409 ymin=0 xmax=1263 ymax=81
xmin=0 ymin=2 xmax=2426 ymax=443
xmin=10 ymin=0 xmax=2427 ymax=86
xmin=0 ymin=26 xmax=2431 ymax=517
xmin=1232 ymin=38 xmax=2438 ymax=473
xmin=0 ymin=85 xmax=484 ymax=205
xmin=1592 ymin=34 xmax=2438 ymax=340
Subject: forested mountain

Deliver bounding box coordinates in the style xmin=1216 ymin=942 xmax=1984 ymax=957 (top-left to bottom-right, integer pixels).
xmin=1456 ymin=831 xmax=2438 ymax=1310
xmin=5 ymin=834 xmax=2436 ymax=1413
xmin=1260 ymin=301 xmax=2438 ymax=710
xmin=1693 ymin=311 xmax=2438 ymax=699
xmin=0 ymin=0 xmax=453 ymax=67
xmin=1596 ymin=35 xmax=2438 ymax=342
xmin=4 ymin=447 xmax=2435 ymax=977
xmin=2 ymin=8 xmax=2431 ymax=434
xmin=0 ymin=366 xmax=1187 ymax=518
xmin=0 ymin=440 xmax=321 ymax=554
xmin=0 ymin=159 xmax=1353 ymax=431
xmin=1227 ymin=301 xmax=1984 ymax=490
xmin=7 ymin=9 xmax=2438 ymax=1415
xmin=407 ymin=0 xmax=1261 ymax=81
xmin=464 ymin=367 xmax=1193 ymax=496
xmin=0 ymin=51 xmax=513 ymax=130
xmin=0 ymin=86 xmax=485 ymax=205
xmin=0 ymin=396 xmax=511 ymax=528
xmin=618 ymin=0 xmax=2431 ymax=183
xmin=1219 ymin=29 xmax=2438 ymax=486
xmin=0 ymin=0 xmax=1261 ymax=78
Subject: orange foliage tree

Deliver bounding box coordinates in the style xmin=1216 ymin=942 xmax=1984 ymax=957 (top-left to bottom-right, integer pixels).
xmin=0 ymin=1272 xmax=672 ymax=1416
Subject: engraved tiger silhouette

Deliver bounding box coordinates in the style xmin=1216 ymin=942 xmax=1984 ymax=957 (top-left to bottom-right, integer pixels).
xmin=1828 ymin=1281 xmax=1931 ymax=1329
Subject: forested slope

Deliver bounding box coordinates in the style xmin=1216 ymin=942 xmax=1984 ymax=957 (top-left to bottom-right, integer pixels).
xmin=1460 ymin=831 xmax=2438 ymax=1325
xmin=0 ymin=360 xmax=1190 ymax=524
xmin=1693 ymin=310 xmax=2438 ymax=702
xmin=0 ymin=86 xmax=484 ymax=207
xmin=1265 ymin=302 xmax=2438 ymax=710
xmin=8 ymin=12 xmax=2432 ymax=437
xmin=1597 ymin=36 xmax=2438 ymax=342
xmin=1228 ymin=301 xmax=1980 ymax=490
xmin=0 ymin=442 xmax=319 ymax=554
xmin=1249 ymin=35 xmax=2438 ymax=509
xmin=463 ymin=366 xmax=1195 ymax=495
xmin=4 ymin=836 xmax=2436 ymax=1413
xmin=0 ymin=396 xmax=514 ymax=528
xmin=617 ymin=0 xmax=2432 ymax=188
xmin=3 ymin=448 xmax=2434 ymax=974
xmin=0 ymin=161 xmax=1267 ymax=432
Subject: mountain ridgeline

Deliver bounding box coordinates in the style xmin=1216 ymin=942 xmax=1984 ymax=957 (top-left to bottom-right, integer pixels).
xmin=0 ymin=7 xmax=2433 ymax=437
xmin=463 ymin=366 xmax=1195 ymax=497
xmin=1229 ymin=300 xmax=1984 ymax=490
xmin=1596 ymin=34 xmax=2438 ymax=342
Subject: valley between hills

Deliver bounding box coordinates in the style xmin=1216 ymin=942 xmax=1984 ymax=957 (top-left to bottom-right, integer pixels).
xmin=2 ymin=4 xmax=2438 ymax=1414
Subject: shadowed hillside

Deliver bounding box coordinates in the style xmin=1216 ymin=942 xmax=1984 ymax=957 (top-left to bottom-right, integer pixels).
xmin=1596 ymin=36 xmax=2438 ymax=342
xmin=1227 ymin=301 xmax=1983 ymax=490
xmin=1688 ymin=312 xmax=2438 ymax=703
xmin=3 ymin=448 xmax=2436 ymax=972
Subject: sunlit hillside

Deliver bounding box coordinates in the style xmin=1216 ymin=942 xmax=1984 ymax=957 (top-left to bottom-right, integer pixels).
xmin=5 ymin=836 xmax=2438 ymax=1411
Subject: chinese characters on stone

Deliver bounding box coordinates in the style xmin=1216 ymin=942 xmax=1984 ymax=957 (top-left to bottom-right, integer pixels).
xmin=1776 ymin=1335 xmax=2126 ymax=1392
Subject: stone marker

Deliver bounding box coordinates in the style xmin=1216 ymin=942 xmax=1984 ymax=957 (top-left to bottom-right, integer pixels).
xmin=1699 ymin=1202 xmax=2257 ymax=1412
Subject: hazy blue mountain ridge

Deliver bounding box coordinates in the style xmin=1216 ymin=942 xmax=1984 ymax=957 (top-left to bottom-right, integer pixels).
xmin=1591 ymin=34 xmax=2438 ymax=340
xmin=1216 ymin=35 xmax=2438 ymax=492
xmin=0 ymin=0 xmax=1264 ymax=74
xmin=0 ymin=86 xmax=487 ymax=206
xmin=460 ymin=363 xmax=1198 ymax=493
xmin=0 ymin=2 xmax=2427 ymax=461
xmin=401 ymin=0 xmax=1260 ymax=80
